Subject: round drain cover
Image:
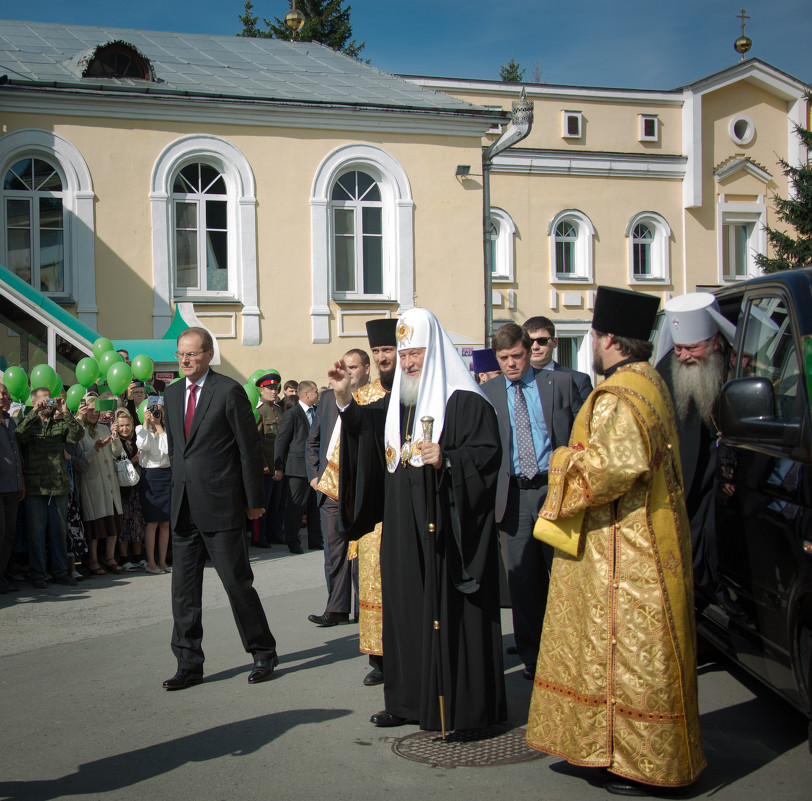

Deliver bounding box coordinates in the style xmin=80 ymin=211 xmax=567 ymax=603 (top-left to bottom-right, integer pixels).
xmin=391 ymin=725 xmax=545 ymax=768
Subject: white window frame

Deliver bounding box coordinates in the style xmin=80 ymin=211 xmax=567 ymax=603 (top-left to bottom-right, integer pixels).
xmin=639 ymin=114 xmax=660 ymax=142
xmin=561 ymin=110 xmax=583 ymax=139
xmin=549 ymin=209 xmax=594 ymax=283
xmin=150 ymin=135 xmax=259 ymax=344
xmin=311 ymin=144 xmax=414 ymax=344
xmin=489 ymin=207 xmax=516 ymax=283
xmin=625 ymin=211 xmax=671 ymax=284
xmin=0 ymin=129 xmax=96 ymax=327
xmin=729 ymin=115 xmax=756 ymax=146
xmin=716 ymin=195 xmax=767 ymax=283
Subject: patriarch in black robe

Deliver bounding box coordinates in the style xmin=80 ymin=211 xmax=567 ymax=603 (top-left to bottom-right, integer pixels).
xmin=330 ymin=307 xmax=506 ymax=731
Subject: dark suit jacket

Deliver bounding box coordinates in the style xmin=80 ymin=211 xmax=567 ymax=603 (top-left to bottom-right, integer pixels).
xmin=551 ymin=361 xmax=594 ymax=406
xmin=274 ymin=402 xmax=312 ymax=478
xmin=165 ymin=369 xmax=264 ymax=533
xmin=481 ymin=368 xmax=583 ymax=523
xmin=305 ymin=388 xmax=340 ymax=502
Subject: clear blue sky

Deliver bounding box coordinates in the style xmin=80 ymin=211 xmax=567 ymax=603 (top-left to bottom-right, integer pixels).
xmin=4 ymin=1 xmax=810 ymax=89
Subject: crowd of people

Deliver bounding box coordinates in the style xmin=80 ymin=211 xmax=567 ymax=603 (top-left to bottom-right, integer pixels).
xmin=0 ymin=285 xmax=742 ymax=795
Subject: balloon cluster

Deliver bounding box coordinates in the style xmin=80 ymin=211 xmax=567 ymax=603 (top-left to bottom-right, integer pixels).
xmin=2 ymin=338 xmax=155 ymax=416
xmin=242 ymin=368 xmax=271 ymax=422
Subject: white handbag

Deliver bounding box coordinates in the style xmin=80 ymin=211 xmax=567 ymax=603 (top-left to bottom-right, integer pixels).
xmin=115 ymin=454 xmax=140 ymax=487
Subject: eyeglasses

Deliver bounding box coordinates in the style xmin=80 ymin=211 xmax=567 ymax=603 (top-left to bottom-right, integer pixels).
xmin=530 ymin=337 xmax=550 ymax=346
xmin=174 ymin=351 xmax=206 ymax=360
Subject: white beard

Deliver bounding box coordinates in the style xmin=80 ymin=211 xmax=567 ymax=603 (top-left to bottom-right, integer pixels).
xmin=400 ymin=370 xmax=420 ymax=407
xmin=671 ymin=349 xmax=725 ymax=428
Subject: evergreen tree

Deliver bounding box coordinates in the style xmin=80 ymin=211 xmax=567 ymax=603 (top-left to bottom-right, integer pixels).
xmin=500 ymin=57 xmax=525 ymax=83
xmin=756 ymin=96 xmax=812 ymax=273
xmin=237 ymin=0 xmax=366 ymax=61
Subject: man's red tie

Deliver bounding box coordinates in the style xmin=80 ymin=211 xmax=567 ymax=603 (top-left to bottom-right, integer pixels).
xmin=184 ymin=384 xmax=198 ymax=440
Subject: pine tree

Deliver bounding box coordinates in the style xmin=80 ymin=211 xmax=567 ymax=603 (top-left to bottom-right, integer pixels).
xmin=500 ymin=57 xmax=525 ymax=83
xmin=237 ymin=0 xmax=366 ymax=61
xmin=756 ymin=95 xmax=812 ymax=273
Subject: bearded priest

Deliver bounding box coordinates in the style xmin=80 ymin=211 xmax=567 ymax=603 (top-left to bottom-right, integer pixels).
xmin=329 ymin=307 xmax=506 ymax=732
xmin=526 ymin=286 xmax=706 ymax=795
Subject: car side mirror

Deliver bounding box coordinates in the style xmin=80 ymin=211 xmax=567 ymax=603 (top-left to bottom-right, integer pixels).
xmin=719 ymin=377 xmax=800 ymax=446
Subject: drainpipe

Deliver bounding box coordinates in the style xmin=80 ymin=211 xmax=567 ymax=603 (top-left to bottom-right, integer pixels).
xmin=483 ymin=88 xmax=534 ymax=345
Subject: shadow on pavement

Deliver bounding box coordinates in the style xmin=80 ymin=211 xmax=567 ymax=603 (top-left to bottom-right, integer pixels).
xmin=0 ymin=708 xmax=351 ymax=801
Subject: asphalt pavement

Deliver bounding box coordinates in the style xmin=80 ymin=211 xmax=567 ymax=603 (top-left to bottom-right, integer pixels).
xmin=1 ymin=544 xmax=810 ymax=801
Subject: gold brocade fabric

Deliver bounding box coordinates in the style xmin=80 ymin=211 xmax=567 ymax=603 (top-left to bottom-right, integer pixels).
xmin=526 ymin=362 xmax=706 ymax=788
xmin=358 ymin=522 xmax=383 ymax=655
xmin=316 ymin=438 xmax=340 ymax=500
xmin=350 ymin=379 xmax=388 ymax=656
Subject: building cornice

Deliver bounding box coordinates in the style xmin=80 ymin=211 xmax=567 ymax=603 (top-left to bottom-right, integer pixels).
xmin=0 ymin=86 xmax=504 ymax=138
xmin=490 ymin=148 xmax=687 ymax=179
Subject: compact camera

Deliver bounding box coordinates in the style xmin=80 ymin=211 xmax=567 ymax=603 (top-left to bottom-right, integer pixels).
xmin=44 ymin=398 xmax=58 ymax=408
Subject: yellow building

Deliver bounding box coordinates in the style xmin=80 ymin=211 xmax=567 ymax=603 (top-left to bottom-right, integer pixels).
xmin=410 ymin=61 xmax=809 ymax=372
xmin=0 ymin=20 xmax=808 ymax=383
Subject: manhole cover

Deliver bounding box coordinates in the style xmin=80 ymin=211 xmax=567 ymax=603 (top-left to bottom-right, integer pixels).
xmin=391 ymin=725 xmax=545 ymax=768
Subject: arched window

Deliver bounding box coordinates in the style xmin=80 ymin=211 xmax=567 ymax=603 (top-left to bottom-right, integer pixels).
xmin=311 ymin=144 xmax=414 ymax=344
xmin=0 ymin=129 xmax=96 ymax=326
xmin=549 ymin=210 xmax=594 ymax=282
xmin=625 ymin=211 xmax=671 ymax=283
xmin=330 ymin=170 xmax=383 ymax=296
xmin=489 ymin=207 xmax=516 ymax=282
xmin=3 ymin=157 xmax=65 ymax=293
xmin=83 ymin=42 xmax=152 ymax=79
xmin=172 ymin=163 xmax=229 ymax=294
xmin=151 ymin=135 xmax=258 ymax=344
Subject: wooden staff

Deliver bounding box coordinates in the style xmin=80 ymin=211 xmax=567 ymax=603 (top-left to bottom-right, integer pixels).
xmin=421 ymin=415 xmax=447 ymax=740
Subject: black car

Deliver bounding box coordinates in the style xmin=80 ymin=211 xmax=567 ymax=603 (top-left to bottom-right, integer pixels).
xmin=699 ymin=267 xmax=812 ymax=744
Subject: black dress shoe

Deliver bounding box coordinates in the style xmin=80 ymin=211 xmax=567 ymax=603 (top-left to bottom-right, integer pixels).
xmin=505 ymin=644 xmax=519 ymax=655
xmin=163 ymin=668 xmax=204 ymax=690
xmin=522 ymin=666 xmax=534 ymax=680
xmin=603 ymin=777 xmax=650 ymax=796
xmin=370 ymin=710 xmax=415 ymax=727
xmin=307 ymin=612 xmax=350 ymax=627
xmin=248 ymin=652 xmax=279 ymax=684
xmin=363 ymin=669 xmax=384 ymax=686
xmin=253 ymin=541 xmax=272 ymax=549
xmin=288 ymin=545 xmax=304 ymax=555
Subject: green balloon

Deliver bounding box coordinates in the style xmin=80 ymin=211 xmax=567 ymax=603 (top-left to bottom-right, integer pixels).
xmin=66 ymin=384 xmax=85 ymax=412
xmin=242 ymin=382 xmax=260 ymax=409
xmin=131 ymin=354 xmax=154 ymax=382
xmin=249 ymin=369 xmax=265 ymax=384
xmin=50 ymin=373 xmax=63 ymax=398
xmin=107 ymin=362 xmax=133 ymax=396
xmin=137 ymin=398 xmax=149 ymax=424
xmin=29 ymin=364 xmax=56 ymax=393
xmin=98 ymin=350 xmax=123 ymax=374
xmin=92 ymin=337 xmax=115 ymax=360
xmin=2 ymin=366 xmax=28 ymax=401
xmin=75 ymin=357 xmax=100 ymax=388
xmin=169 ymin=376 xmax=184 ymax=386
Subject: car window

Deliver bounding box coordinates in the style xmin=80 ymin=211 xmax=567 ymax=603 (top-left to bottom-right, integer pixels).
xmin=739 ymin=296 xmax=802 ymax=422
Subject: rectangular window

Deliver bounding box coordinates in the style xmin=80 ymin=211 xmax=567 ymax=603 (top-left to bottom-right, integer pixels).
xmin=333 ymin=208 xmax=355 ymax=292
xmin=6 ymin=198 xmax=32 ymax=284
xmin=39 ymin=197 xmax=64 ymax=293
xmin=562 ymin=111 xmax=582 ymax=139
xmin=639 ymin=114 xmax=659 ymax=142
xmin=633 ymin=242 xmax=651 ymax=277
xmin=723 ymin=223 xmax=751 ymax=279
xmin=556 ymin=240 xmax=574 ymax=275
xmin=175 ymin=201 xmax=198 ymax=289
xmin=205 ymin=199 xmax=228 ymax=292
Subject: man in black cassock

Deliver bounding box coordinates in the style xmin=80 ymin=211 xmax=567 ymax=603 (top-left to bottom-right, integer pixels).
xmin=329 ymin=307 xmax=506 ymax=731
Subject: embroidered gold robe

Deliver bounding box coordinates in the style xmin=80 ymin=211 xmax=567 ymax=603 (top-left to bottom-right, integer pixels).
xmin=526 ymin=362 xmax=706 ymax=788
xmin=348 ymin=379 xmax=387 ymax=656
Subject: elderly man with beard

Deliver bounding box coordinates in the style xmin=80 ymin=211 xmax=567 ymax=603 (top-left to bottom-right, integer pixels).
xmin=655 ymin=293 xmax=736 ymax=608
xmin=331 ymin=307 xmax=506 ymax=732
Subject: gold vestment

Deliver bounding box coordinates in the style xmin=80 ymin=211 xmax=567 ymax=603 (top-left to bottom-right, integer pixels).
xmin=346 ymin=379 xmax=387 ymax=656
xmin=526 ymin=362 xmax=706 ymax=788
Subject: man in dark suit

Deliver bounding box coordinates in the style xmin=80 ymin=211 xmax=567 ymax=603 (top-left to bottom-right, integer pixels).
xmin=523 ymin=315 xmax=593 ymax=404
xmin=274 ymin=380 xmax=322 ymax=555
xmin=162 ymin=326 xmax=278 ymax=690
xmin=481 ymin=323 xmax=583 ymax=679
xmin=305 ymin=349 xmax=370 ymax=626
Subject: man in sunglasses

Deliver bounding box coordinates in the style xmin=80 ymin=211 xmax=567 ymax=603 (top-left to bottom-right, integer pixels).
xmin=523 ymin=316 xmax=592 ymax=404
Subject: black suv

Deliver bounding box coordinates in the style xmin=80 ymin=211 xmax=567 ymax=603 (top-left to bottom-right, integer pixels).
xmin=700 ymin=267 xmax=812 ymax=742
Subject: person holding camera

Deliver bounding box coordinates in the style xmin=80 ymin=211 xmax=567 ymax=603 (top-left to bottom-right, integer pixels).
xmin=14 ymin=386 xmax=84 ymax=589
xmin=136 ymin=396 xmax=171 ymax=574
xmin=75 ymin=394 xmax=124 ymax=575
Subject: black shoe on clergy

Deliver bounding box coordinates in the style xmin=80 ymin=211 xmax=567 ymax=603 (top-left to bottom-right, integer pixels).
xmin=247 ymin=652 xmax=280 ymax=684
xmin=307 ymin=612 xmax=350 ymax=627
xmin=163 ymin=669 xmax=204 ymax=691
xmin=370 ymin=711 xmax=416 ymax=727
xmin=363 ymin=669 xmax=384 ymax=686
